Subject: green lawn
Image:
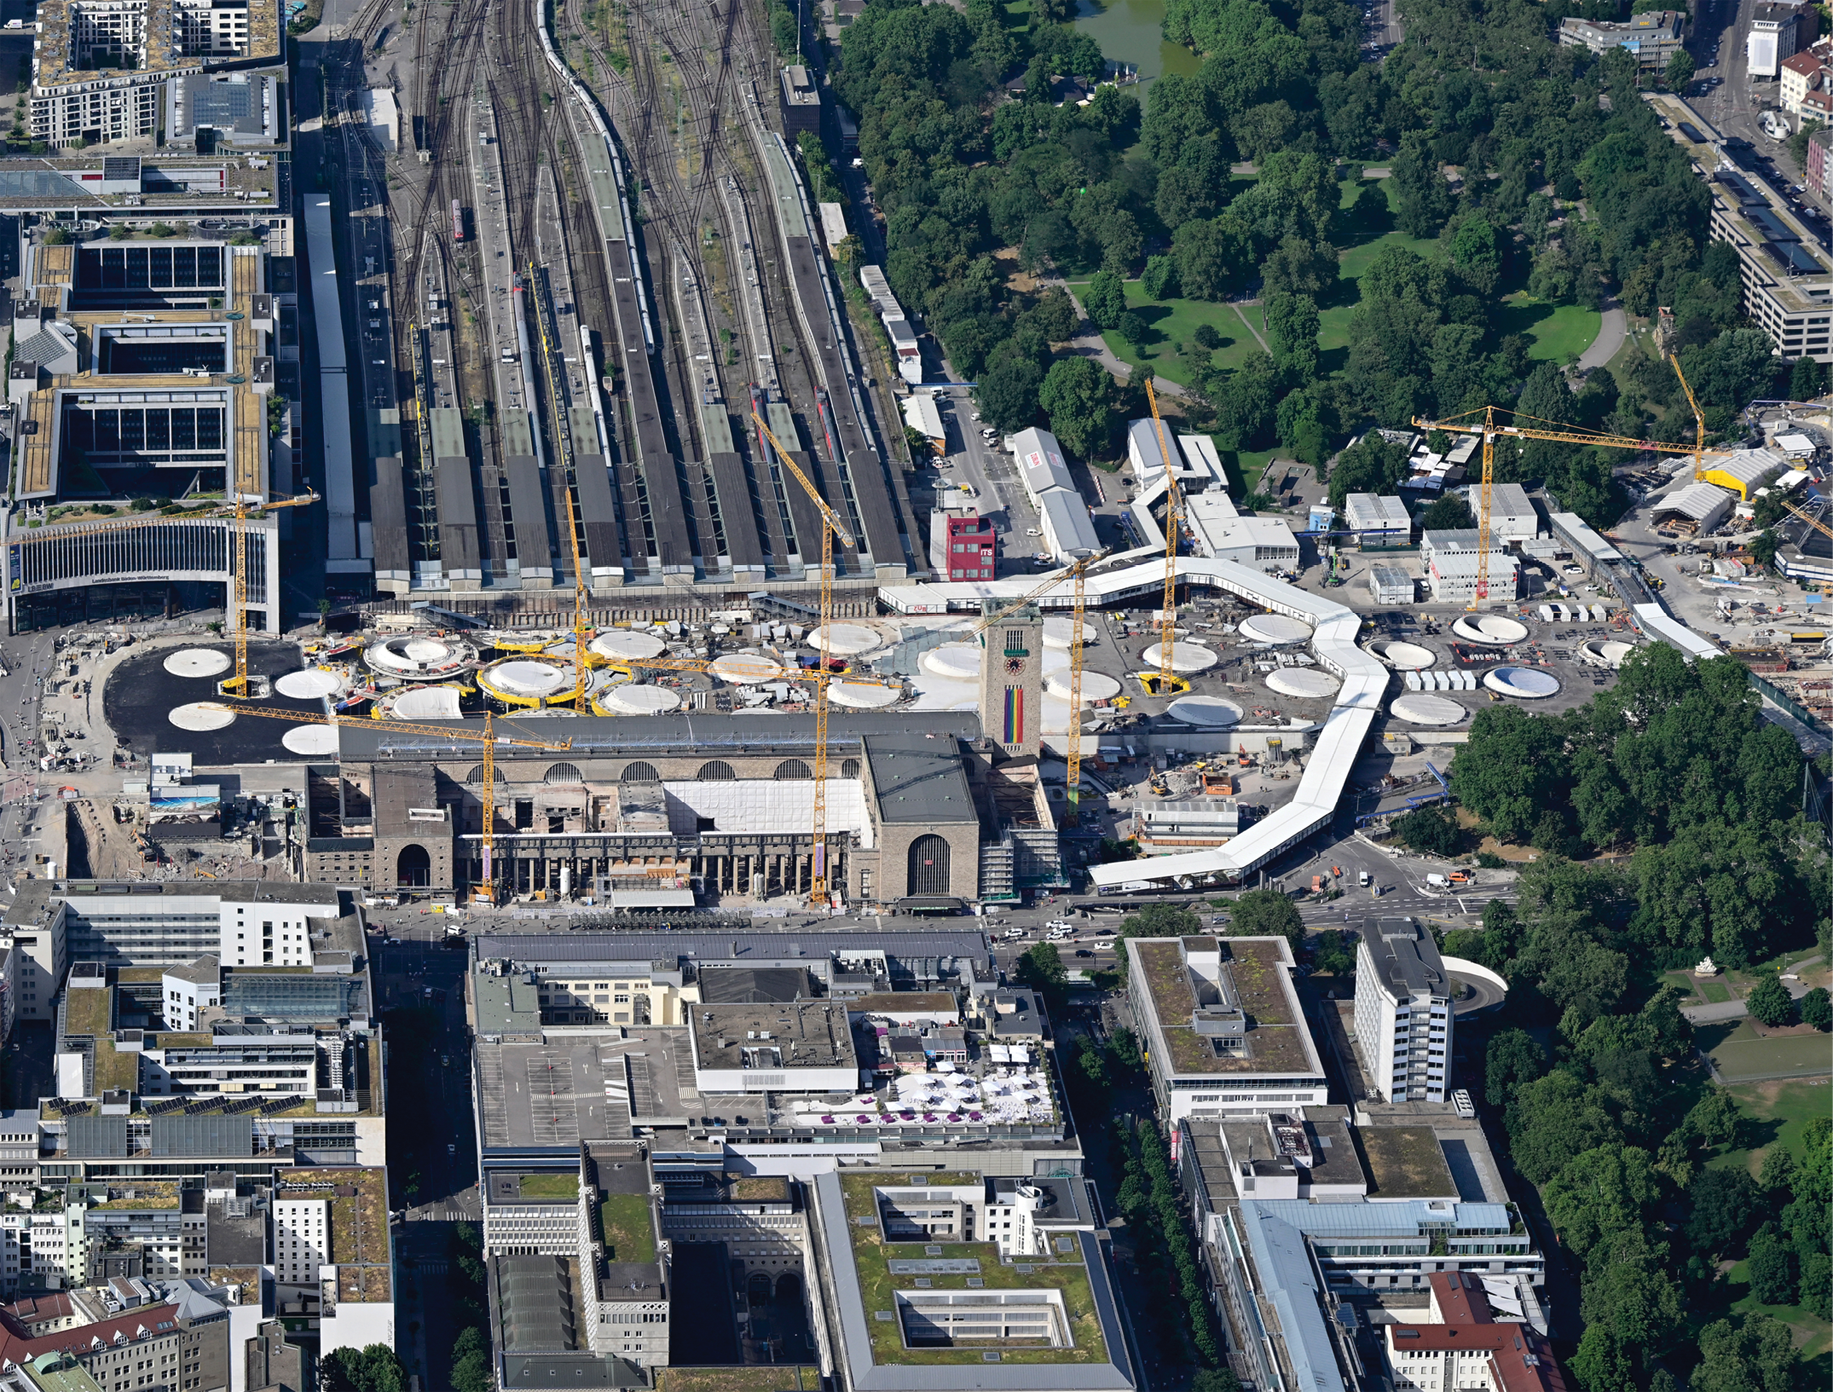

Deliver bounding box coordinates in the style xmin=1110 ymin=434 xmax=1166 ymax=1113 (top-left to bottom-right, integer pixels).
xmin=1495 ymin=292 xmax=1601 ymax=363
xmin=519 ymin=1172 xmax=579 ymax=1200
xmin=1724 ymin=1257 xmax=1833 ymax=1362
xmin=1066 ymin=279 xmax=1265 ymax=388
xmin=1709 ymin=1078 xmax=1833 ymax=1177
xmin=598 ymin=1192 xmax=657 ymax=1264
xmin=1706 ymin=1020 xmax=1833 ymax=1084
xmin=1662 ymin=970 xmax=1730 ymax=1004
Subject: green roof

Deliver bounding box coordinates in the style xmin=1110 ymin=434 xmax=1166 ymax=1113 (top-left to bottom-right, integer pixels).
xmin=519 ymin=1173 xmax=580 ymax=1200
xmin=838 ymin=1172 xmax=1108 ymax=1366
xmin=597 ymin=1191 xmax=656 ymax=1265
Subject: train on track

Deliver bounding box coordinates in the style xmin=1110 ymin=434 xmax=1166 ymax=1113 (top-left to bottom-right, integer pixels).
xmin=452 ymin=200 xmax=465 ymax=243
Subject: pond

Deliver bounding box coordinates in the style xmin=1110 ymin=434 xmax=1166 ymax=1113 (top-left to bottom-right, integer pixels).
xmin=1074 ymin=0 xmax=1202 ymax=84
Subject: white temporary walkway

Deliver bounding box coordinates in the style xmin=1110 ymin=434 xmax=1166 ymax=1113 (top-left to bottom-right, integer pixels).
xmin=880 ymin=554 xmax=1390 ymax=886
xmin=1631 ymin=603 xmax=1723 ymax=661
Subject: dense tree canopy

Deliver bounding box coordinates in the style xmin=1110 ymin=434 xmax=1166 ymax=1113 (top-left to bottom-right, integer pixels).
xmin=1450 ymin=646 xmax=1819 ymax=967
xmin=833 ymin=0 xmax=1768 ymax=496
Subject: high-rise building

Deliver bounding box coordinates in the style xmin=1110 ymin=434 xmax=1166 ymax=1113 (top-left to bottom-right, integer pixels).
xmin=1354 ymin=919 xmax=1455 ymax=1104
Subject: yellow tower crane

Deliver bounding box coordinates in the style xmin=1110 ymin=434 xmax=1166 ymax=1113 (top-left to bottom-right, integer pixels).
xmin=529 ymin=260 xmax=596 ymax=709
xmin=1416 ymin=356 xmax=1721 ymax=608
xmin=1144 ymin=378 xmax=1185 ymax=695
xmin=207 ymin=703 xmax=571 ymax=904
xmin=750 ymin=411 xmax=856 ymax=908
xmin=563 ymin=487 xmax=592 ymax=707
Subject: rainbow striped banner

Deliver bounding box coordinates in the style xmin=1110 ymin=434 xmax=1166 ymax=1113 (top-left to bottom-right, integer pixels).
xmin=1003 ymin=685 xmax=1024 ymax=745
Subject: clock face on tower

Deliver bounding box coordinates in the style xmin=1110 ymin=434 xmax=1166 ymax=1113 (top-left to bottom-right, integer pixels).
xmin=1005 ymin=656 xmax=1025 ymax=673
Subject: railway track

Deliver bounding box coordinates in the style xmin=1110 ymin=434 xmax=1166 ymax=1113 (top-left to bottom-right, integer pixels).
xmin=577 ymin=0 xmax=879 ymax=575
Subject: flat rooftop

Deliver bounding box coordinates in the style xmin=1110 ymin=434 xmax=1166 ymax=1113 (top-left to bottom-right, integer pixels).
xmin=476 ymin=1029 xmax=688 ymax=1152
xmin=1130 ymin=937 xmax=1322 ymax=1077
xmin=1358 ymin=1125 xmax=1458 ymax=1200
xmin=689 ymin=1000 xmax=857 ymax=1073
xmin=17 ymin=246 xmax=271 ymax=502
xmin=823 ymin=1169 xmax=1128 ymax=1376
xmin=1358 ymin=919 xmax=1450 ymax=1001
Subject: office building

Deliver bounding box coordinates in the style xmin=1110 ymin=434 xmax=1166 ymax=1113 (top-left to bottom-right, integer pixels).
xmin=4 ymin=232 xmax=292 ymax=634
xmin=1749 ymin=0 xmax=1815 ymax=78
xmin=1556 ymin=10 xmax=1685 ymax=68
xmin=1344 ymin=493 xmax=1412 ymax=547
xmin=929 ymin=507 xmax=997 ymax=581
xmin=1385 ymin=1273 xmax=1570 ymax=1392
xmin=1354 ymin=919 xmax=1455 ymax=1104
xmin=1124 ymin=936 xmax=1328 ymax=1121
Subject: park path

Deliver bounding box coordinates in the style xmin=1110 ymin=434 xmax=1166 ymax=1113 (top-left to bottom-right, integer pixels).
xmin=1041 ymin=273 xmax=1190 ymax=397
xmin=1577 ymin=296 xmax=1626 ymax=371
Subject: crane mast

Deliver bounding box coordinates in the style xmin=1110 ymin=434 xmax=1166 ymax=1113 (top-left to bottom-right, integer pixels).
xmin=750 ymin=413 xmax=855 ymax=908
xmin=210 ymin=704 xmax=570 ymax=904
xmin=1145 ymin=379 xmax=1183 ymax=692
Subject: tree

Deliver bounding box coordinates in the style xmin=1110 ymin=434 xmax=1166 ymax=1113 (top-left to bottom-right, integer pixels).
xmin=1542 ymin=1144 xmax=1660 ymax=1266
xmin=1745 ymin=974 xmax=1794 ymax=1027
xmin=1749 ymin=529 xmax=1781 ymax=571
xmin=1747 ymin=1224 xmax=1799 ymax=1306
xmin=1417 ymin=493 xmax=1474 ymax=530
xmin=1141 ymin=253 xmax=1180 ymax=301
xmin=1393 ymin=805 xmax=1464 ymax=856
xmin=1686 ymin=1167 xmax=1764 ymax=1260
xmin=977 ymin=357 xmax=1043 ymax=433
xmin=1263 ymin=292 xmax=1320 ymax=381
xmin=1326 ymin=431 xmax=1410 ymax=508
xmin=1225 ymin=889 xmax=1304 ymax=947
xmin=1758 ymin=1144 xmax=1799 ymax=1199
xmin=1038 ymin=357 xmax=1117 ymax=459
xmin=1790 ymin=356 xmax=1824 ymax=401
xmin=1083 ymin=271 xmax=1127 ymax=331
xmin=1682 ymin=1087 xmax=1742 ymax=1150
xmin=1173 ymin=216 xmax=1248 ymax=301
xmin=1312 ymin=929 xmax=1356 ymax=978
xmin=1506 ymin=1071 xmax=1620 ymax=1185
xmin=321 ymin=1345 xmax=407 ymax=1392
xmin=1803 ymin=1249 xmax=1833 ymax=1320
xmin=1190 ymin=1370 xmax=1242 ymax=1392
xmin=1015 ymin=942 xmax=1068 ymax=1009
xmin=1116 ymin=310 xmax=1149 ymax=344
xmin=1801 ymin=985 xmax=1832 ymax=1031
xmin=1485 ymin=1029 xmax=1548 ymax=1108
xmin=1118 ymin=902 xmax=1202 ymax=940
xmin=1689 ymin=1314 xmax=1796 ymax=1392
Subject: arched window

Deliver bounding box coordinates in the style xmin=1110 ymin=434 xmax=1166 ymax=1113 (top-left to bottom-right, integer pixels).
xmin=774 ymin=759 xmax=813 ymax=780
xmin=697 ymin=760 xmax=737 ymax=781
xmin=464 ymin=765 xmax=506 ymax=785
xmin=621 ymin=761 xmax=661 ymax=782
xmin=840 ymin=758 xmax=861 ymax=779
xmin=396 ymin=844 xmax=431 ymax=887
xmin=908 ymin=835 xmax=950 ymax=896
xmin=544 ymin=762 xmax=585 ymax=785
